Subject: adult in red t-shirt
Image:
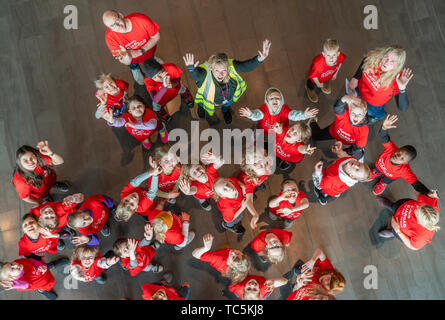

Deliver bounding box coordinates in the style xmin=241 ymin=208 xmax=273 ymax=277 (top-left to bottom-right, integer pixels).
xmin=0 ymin=258 xmax=58 ymax=299
xmin=228 ymin=274 xmax=287 ymax=300
xmin=94 ymin=74 xmax=129 ymax=119
xmin=309 ymin=94 xmax=369 ymax=161
xmin=268 ymin=178 xmax=309 ymax=228
xmin=13 ymin=142 xmax=69 ymax=205
xmin=250 ymin=229 xmax=292 ymax=264
xmin=103 ymin=10 xmax=160 ymax=85
xmin=192 ymin=233 xmax=250 ymax=283
xmin=377 ymin=191 xmax=440 ymax=250
xmin=179 ymin=152 xmax=224 ymax=211
xmin=347 ymin=45 xmax=413 ymax=123
xmin=306 ymin=39 xmax=346 ymax=103
xmin=366 ymin=115 xmax=431 ymax=196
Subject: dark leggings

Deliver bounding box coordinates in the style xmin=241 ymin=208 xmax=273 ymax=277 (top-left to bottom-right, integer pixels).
xmin=387 ymin=198 xmax=411 ymax=241
xmin=373 ymin=167 xmax=397 ymax=185
xmin=306 ymin=78 xmax=316 ymax=90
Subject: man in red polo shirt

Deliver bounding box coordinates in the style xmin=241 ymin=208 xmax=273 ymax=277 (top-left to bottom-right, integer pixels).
xmin=103 ymin=10 xmax=160 ymax=85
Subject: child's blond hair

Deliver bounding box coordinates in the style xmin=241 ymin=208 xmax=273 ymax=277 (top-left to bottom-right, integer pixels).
xmin=208 ymin=53 xmax=231 ymax=83
xmin=152 ymin=218 xmax=168 ymax=243
xmin=348 ymin=96 xmax=367 ymax=114
xmin=323 ymin=39 xmax=340 ymax=52
xmin=416 ymin=205 xmax=440 ymax=232
xmin=292 ymin=121 xmax=312 ymax=143
xmin=94 ymin=73 xmax=112 ymax=89
xmin=71 ymin=245 xmax=100 ymax=264
xmin=115 ymin=203 xmax=135 ymax=222
xmin=225 ymin=255 xmax=250 ymax=283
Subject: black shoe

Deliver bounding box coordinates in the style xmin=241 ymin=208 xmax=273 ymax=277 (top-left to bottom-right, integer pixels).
xmin=57 ymin=239 xmax=65 ymax=251
xmin=53 ymin=181 xmax=69 ymax=193
xmin=255 ymin=183 xmax=266 ymax=191
xmin=181 ymin=88 xmax=194 ymax=108
xmin=283 ymin=219 xmax=294 ymax=229
xmin=279 ymin=160 xmax=291 ymax=171
xmin=42 ymin=194 xmax=54 ymax=204
xmin=197 ymin=105 xmax=206 ymax=119
xmin=47 ymin=258 xmax=69 ymax=270
xmin=221 ymin=221 xmax=245 ymax=235
xmin=258 ymin=256 xmax=268 ymax=264
xmin=292 ymin=259 xmax=305 ymax=277
xmin=38 ymin=290 xmax=58 ymax=300
xmin=199 ymin=199 xmax=212 ymax=211
xmin=94 ymin=273 xmax=107 ymax=284
xmin=222 ymin=110 xmax=232 ymax=125
xmin=100 ymin=224 xmax=111 ymax=237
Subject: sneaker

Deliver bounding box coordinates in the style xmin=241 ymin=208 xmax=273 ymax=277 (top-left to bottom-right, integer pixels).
xmin=283 ymin=219 xmax=294 ymax=229
xmin=159 ymin=128 xmax=169 ymax=143
xmin=53 ymin=181 xmax=69 ymax=193
xmin=378 ymin=229 xmax=395 ymax=238
xmin=372 ymin=179 xmax=388 ymax=195
xmin=155 ymin=108 xmax=172 ymax=123
xmin=167 ymin=197 xmax=177 ymax=204
xmin=268 ymin=211 xmax=278 ymax=221
xmin=47 ymin=258 xmax=69 ymax=270
xmin=162 ymin=272 xmax=173 ymax=284
xmin=141 ymin=138 xmax=152 ymax=149
xmin=130 ymin=66 xmax=145 ymax=85
xmin=100 ymin=224 xmax=111 ymax=237
xmin=279 ymin=160 xmax=292 ymax=171
xmin=258 ymin=256 xmax=268 ymax=264
xmin=197 ymin=105 xmax=206 ymax=119
xmin=222 ymin=110 xmax=232 ymax=125
xmin=57 ymin=239 xmax=65 ymax=251
xmin=199 ymin=199 xmax=212 ymax=211
xmin=38 ymin=290 xmax=58 ymax=300
xmin=255 ymin=183 xmax=266 ymax=191
xmin=321 ymin=80 xmax=331 ymax=94
xmin=150 ymin=263 xmax=164 ymax=273
xmin=305 ymin=84 xmax=319 ymax=103
xmin=181 ymin=88 xmax=195 ymax=108
xmin=174 ymin=231 xmax=195 ymax=250
xmin=365 ymin=168 xmax=382 ymax=182
xmin=221 ymin=221 xmax=245 ymax=235
xmin=318 ymin=197 xmax=327 ymax=206
xmin=376 ymin=196 xmax=394 ymax=209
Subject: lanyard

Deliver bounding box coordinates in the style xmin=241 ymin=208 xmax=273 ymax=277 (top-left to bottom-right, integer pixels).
xmin=218 ymin=83 xmax=229 ymax=100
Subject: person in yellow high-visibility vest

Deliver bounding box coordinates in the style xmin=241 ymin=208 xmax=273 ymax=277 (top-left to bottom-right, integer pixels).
xmin=183 ymin=39 xmax=271 ymax=125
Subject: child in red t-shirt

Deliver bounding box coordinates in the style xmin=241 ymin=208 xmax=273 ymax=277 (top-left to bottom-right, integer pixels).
xmin=213 ymin=177 xmax=248 ymax=235
xmin=13 ymin=141 xmax=69 ymax=205
xmin=113 ymin=224 xmax=163 ymax=276
xmin=228 ymin=274 xmax=288 ymax=300
xmin=268 ymin=178 xmax=309 ymax=228
xmin=239 ymin=88 xmax=319 ymax=136
xmin=306 ymin=39 xmax=346 ymax=103
xmin=142 ymin=59 xmax=195 ymax=122
xmin=103 ymin=11 xmax=160 ymax=85
xmin=70 ymin=245 xmax=119 ymax=284
xmin=101 ymin=96 xmax=168 ymax=149
xmin=192 ymin=233 xmax=250 ymax=283
xmin=115 ymin=157 xmax=163 ymax=222
xmin=366 ymin=114 xmax=431 ymax=196
xmin=0 ymin=258 xmax=60 ymax=299
xmin=141 ymin=273 xmax=190 ymax=300
xmin=250 ymin=229 xmax=292 ymax=264
xmin=309 ymin=94 xmax=369 ymax=161
xmin=94 ymin=73 xmax=129 ymax=119
xmin=179 ymin=152 xmax=224 ymax=211
xmin=272 ymin=121 xmax=316 ymax=171
xmin=376 ymin=191 xmax=440 ymax=250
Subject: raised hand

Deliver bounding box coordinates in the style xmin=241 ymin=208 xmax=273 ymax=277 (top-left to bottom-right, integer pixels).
xmin=179 ymin=179 xmax=191 ymax=195
xmin=304 ymin=107 xmax=319 ymax=119
xmin=106 ymin=256 xmax=120 ymax=266
xmin=201 ymin=151 xmax=220 ymax=164
xmin=144 ymin=224 xmax=154 ymax=241
xmin=128 ymin=239 xmax=138 ymax=254
xmin=272 ymin=122 xmax=283 ymax=134
xmin=238 ymin=107 xmax=252 ymax=118
xmin=258 ymin=39 xmax=272 ymax=62
xmin=101 ymin=108 xmax=114 ymax=123
xmin=168 ymin=190 xmax=181 ymax=199
xmin=304 ymin=144 xmax=317 ymax=155
xmin=381 ymin=114 xmax=398 ymax=130
xmin=202 ymin=233 xmax=214 ymax=250
xmin=0 ymin=280 xmax=14 ymax=290
xmin=183 ymin=53 xmax=199 ymax=68
xmin=347 ymin=78 xmax=359 ymax=92
xmin=396 ymin=68 xmax=414 ymax=90
xmin=72 ymin=235 xmax=90 ymax=246
xmin=39 ymin=226 xmax=58 ymax=239
xmin=180 ymin=211 xmax=190 ymax=223
xmin=36 ymin=141 xmax=52 ymax=156
xmin=250 ymin=214 xmax=259 ymax=229
xmin=95 ymin=89 xmax=108 ymax=104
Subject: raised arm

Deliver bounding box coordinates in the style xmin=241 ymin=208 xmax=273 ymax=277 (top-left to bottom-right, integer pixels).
xmin=192 ymin=233 xmax=214 ymax=259
xmin=36 ymin=141 xmax=64 ymax=166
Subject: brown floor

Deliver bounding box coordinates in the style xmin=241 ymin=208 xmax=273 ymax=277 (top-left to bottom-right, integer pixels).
xmin=1 ymin=0 xmax=445 ymax=300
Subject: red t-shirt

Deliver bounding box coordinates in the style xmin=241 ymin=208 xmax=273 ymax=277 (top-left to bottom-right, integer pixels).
xmin=120 ymin=240 xmax=156 ymax=276
xmin=358 ymin=66 xmax=400 ymax=106
xmin=320 ymin=157 xmax=354 ymax=196
xmin=394 ymin=194 xmax=438 ymax=249
xmin=190 ymin=164 xmax=220 ymax=199
xmin=228 ymin=275 xmax=272 ymax=300
xmin=199 ymin=248 xmax=231 ymax=274
xmin=256 ymin=104 xmax=291 ymax=135
xmin=18 ymin=234 xmax=59 ymax=257
xmin=13 ymin=153 xmax=56 ymax=200
xmin=105 ymin=13 xmax=160 ymax=64
xmin=146 ymin=210 xmax=184 ymax=245
xmin=250 ymin=229 xmax=292 ymax=253
xmin=120 ymin=183 xmax=156 ymax=216
xmin=310 ymin=257 xmax=335 ymax=286
xmin=144 ymin=63 xmax=183 ymax=106
xmin=121 ymin=108 xmax=159 ymax=142
xmin=141 ymin=283 xmax=185 ymax=300
xmin=146 ymin=165 xmax=182 ymax=193
xmin=308 ymin=52 xmax=346 ymax=83
xmin=269 ymin=190 xmax=307 ymax=220
xmin=100 ymin=79 xmax=129 ymax=111
xmin=71 ymin=254 xmax=105 ymax=282
xmin=274 ymin=127 xmax=305 ymax=163
xmin=237 ymin=171 xmax=268 ymax=194
xmin=375 ymin=140 xmax=418 ymax=184
xmin=216 ymin=177 xmax=244 ymax=223
xmin=29 ymin=201 xmax=78 ymax=233
xmin=15 ymin=258 xmax=55 ymax=291
xmin=76 ymin=195 xmax=109 ymax=236
xmin=286 ymin=284 xmax=322 ymax=300
xmin=329 ymin=108 xmax=369 ymax=147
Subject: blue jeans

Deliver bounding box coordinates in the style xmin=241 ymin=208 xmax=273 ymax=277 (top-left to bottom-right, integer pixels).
xmin=224 ymin=212 xmax=243 ymax=227
xmin=355 ymin=87 xmax=386 ymax=122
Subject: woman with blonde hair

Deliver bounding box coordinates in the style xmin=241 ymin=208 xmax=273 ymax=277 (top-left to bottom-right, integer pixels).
xmin=192 ymin=233 xmax=250 ymax=283
xmin=376 ymin=190 xmax=440 ymax=250
xmin=250 ymin=229 xmax=292 ymax=264
xmin=228 ymin=274 xmax=288 ymax=300
xmin=347 ymin=45 xmax=413 ymax=124
xmin=70 ymin=245 xmax=119 ymax=284
xmin=183 ymin=40 xmax=271 ymax=124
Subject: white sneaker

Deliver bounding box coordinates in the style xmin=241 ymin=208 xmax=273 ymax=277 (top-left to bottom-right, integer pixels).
xmin=174 ymin=231 xmax=195 ymax=250
xmin=378 ymin=229 xmax=395 ymax=238
xmin=131 ymin=66 xmax=145 ymax=85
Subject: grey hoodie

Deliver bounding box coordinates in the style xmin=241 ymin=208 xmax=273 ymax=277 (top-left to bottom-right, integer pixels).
xmin=248 ymin=88 xmax=307 ymax=122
